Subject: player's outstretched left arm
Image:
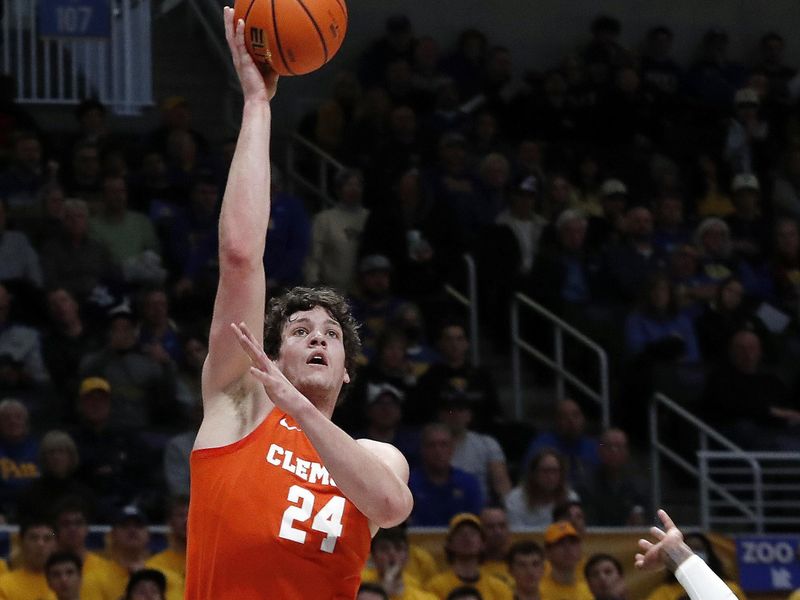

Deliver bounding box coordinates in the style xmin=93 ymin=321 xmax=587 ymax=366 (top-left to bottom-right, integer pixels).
xmin=232 ymin=322 xmax=413 ymax=528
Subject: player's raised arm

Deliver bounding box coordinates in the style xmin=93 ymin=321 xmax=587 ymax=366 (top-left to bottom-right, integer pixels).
xmin=635 ymin=510 xmax=736 ymax=600
xmin=202 ymin=8 xmax=279 ymax=402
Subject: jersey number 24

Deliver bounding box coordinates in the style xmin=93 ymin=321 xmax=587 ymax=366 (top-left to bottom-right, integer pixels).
xmin=279 ymin=485 xmax=345 ymax=553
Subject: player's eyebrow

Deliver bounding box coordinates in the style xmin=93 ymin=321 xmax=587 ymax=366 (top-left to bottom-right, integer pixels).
xmin=287 ymin=316 xmax=342 ymax=329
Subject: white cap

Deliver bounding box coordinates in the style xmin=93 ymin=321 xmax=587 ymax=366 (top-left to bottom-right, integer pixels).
xmin=734 ymin=88 xmax=759 ymax=106
xmin=731 ymin=173 xmax=760 ymax=193
xmin=601 ymin=178 xmax=628 ymax=197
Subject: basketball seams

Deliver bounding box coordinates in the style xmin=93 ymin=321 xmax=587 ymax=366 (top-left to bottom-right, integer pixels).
xmin=243 ymin=0 xmax=258 ymax=21
xmin=294 ymin=0 xmax=328 ymax=64
xmin=271 ymin=0 xmax=296 ymax=75
xmin=331 ymin=0 xmax=347 ymax=19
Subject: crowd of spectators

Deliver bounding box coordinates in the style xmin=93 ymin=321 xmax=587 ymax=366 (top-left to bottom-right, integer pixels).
xmin=0 ymin=8 xmax=799 ymax=599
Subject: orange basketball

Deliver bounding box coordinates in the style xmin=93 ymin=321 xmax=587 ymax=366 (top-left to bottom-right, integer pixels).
xmin=233 ymin=0 xmax=348 ymax=76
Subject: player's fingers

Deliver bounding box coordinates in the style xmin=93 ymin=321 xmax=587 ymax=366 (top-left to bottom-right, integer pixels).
xmin=657 ymin=509 xmax=677 ymax=532
xmin=234 ymin=18 xmax=248 ymax=56
xmin=232 ymin=323 xmax=265 ymax=363
xmin=638 ymin=539 xmax=654 ymax=551
xmin=650 ymin=526 xmax=666 ymax=540
xmin=634 ymin=553 xmax=645 ymax=567
xmin=223 ymin=6 xmax=233 ymax=43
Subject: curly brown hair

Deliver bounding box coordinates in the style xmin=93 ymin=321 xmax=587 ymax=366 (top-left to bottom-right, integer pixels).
xmin=263 ymin=287 xmax=361 ymax=400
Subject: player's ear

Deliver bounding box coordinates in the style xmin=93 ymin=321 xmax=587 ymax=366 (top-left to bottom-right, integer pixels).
xmin=343 ymin=369 xmax=350 ymax=385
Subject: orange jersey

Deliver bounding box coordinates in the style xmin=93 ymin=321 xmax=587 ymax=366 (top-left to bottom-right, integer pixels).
xmin=186 ymin=409 xmax=371 ymax=599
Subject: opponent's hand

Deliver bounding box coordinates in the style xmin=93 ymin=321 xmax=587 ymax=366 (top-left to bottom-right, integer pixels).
xmin=231 ymin=321 xmax=310 ymax=415
xmin=635 ymin=509 xmax=693 ymax=573
xmin=223 ymin=6 xmax=278 ymax=102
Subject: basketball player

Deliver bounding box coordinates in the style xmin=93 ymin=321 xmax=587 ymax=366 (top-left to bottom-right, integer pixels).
xmin=635 ymin=510 xmax=737 ymax=600
xmin=184 ymin=8 xmax=413 ymax=599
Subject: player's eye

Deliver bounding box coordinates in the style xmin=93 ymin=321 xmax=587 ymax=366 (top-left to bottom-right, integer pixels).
xmin=327 ymin=330 xmax=340 ymax=338
xmin=294 ymin=328 xmax=308 ymax=336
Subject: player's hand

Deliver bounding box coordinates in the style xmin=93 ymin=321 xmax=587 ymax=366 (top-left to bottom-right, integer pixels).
xmin=223 ymin=6 xmax=278 ymax=103
xmin=232 ymin=321 xmax=310 ymax=414
xmin=635 ymin=509 xmax=693 ymax=573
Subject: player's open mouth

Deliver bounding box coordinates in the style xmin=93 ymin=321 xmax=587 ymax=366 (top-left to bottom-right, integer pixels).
xmin=306 ymin=353 xmax=328 ymax=366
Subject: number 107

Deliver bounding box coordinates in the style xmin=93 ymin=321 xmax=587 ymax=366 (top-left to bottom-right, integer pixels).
xmin=56 ymin=6 xmax=93 ymax=34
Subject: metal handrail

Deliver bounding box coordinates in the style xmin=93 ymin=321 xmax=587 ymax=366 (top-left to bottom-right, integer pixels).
xmin=510 ymin=293 xmax=609 ymax=426
xmin=698 ymin=450 xmax=800 ymax=532
xmin=3 ymin=0 xmax=153 ymax=114
xmin=286 ymin=133 xmax=346 ymax=207
xmin=443 ymin=254 xmax=479 ymax=366
xmin=649 ymin=392 xmax=763 ymax=530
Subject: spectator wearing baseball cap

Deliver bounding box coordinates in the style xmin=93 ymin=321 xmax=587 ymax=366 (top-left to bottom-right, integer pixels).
xmin=71 ymin=377 xmax=153 ymax=524
xmin=353 ymin=381 xmax=420 ymax=468
xmin=85 ymin=505 xmax=184 ymax=600
xmin=348 ymin=254 xmax=406 ymax=362
xmin=425 ymin=513 xmax=513 ymax=600
xmin=585 ymin=178 xmax=628 ymax=251
xmin=539 ymin=521 xmax=592 ymax=600
xmin=724 ymin=87 xmax=768 ymax=175
xmin=726 ymin=173 xmax=769 ymax=263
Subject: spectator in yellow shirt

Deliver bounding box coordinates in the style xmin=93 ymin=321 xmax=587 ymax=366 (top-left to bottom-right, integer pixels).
xmin=44 ymin=551 xmax=82 ymax=600
xmin=53 ymin=499 xmax=114 ymax=597
xmin=507 ymin=540 xmax=545 ymax=600
xmin=362 ymin=527 xmax=437 ymax=600
xmin=426 ymin=513 xmax=513 ymax=600
xmin=584 ymin=553 xmax=627 ymax=600
xmin=146 ymin=496 xmax=187 ymax=581
xmin=480 ymin=507 xmax=513 ymax=588
xmin=538 ymin=521 xmax=592 ymax=600
xmin=124 ymin=568 xmax=165 ymax=599
xmin=0 ymin=518 xmax=57 ymax=600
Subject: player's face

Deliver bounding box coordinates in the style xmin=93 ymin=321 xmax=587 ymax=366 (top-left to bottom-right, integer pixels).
xmin=276 ymin=306 xmax=350 ymax=401
xmin=510 ymin=552 xmax=545 ymax=592
xmin=46 ymin=561 xmax=81 ymax=598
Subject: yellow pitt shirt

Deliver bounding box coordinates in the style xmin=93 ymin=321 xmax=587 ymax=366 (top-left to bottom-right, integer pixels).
xmin=0 ymin=568 xmax=56 ymax=600
xmin=538 ymin=571 xmax=593 ymax=600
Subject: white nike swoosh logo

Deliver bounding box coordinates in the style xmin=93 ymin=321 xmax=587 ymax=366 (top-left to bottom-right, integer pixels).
xmin=280 ymin=417 xmax=301 ymax=432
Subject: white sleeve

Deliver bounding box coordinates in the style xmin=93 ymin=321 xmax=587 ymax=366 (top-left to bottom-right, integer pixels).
xmin=675 ymin=555 xmax=738 ymax=600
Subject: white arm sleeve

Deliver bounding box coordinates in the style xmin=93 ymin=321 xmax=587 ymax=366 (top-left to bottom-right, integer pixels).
xmin=675 ymin=555 xmax=738 ymax=600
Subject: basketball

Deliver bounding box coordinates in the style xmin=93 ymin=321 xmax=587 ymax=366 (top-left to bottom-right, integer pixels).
xmin=233 ymin=0 xmax=348 ymax=76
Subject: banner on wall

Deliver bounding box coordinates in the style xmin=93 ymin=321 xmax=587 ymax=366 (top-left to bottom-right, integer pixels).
xmin=736 ymin=536 xmax=800 ymax=592
xmin=38 ymin=0 xmax=111 ymax=38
